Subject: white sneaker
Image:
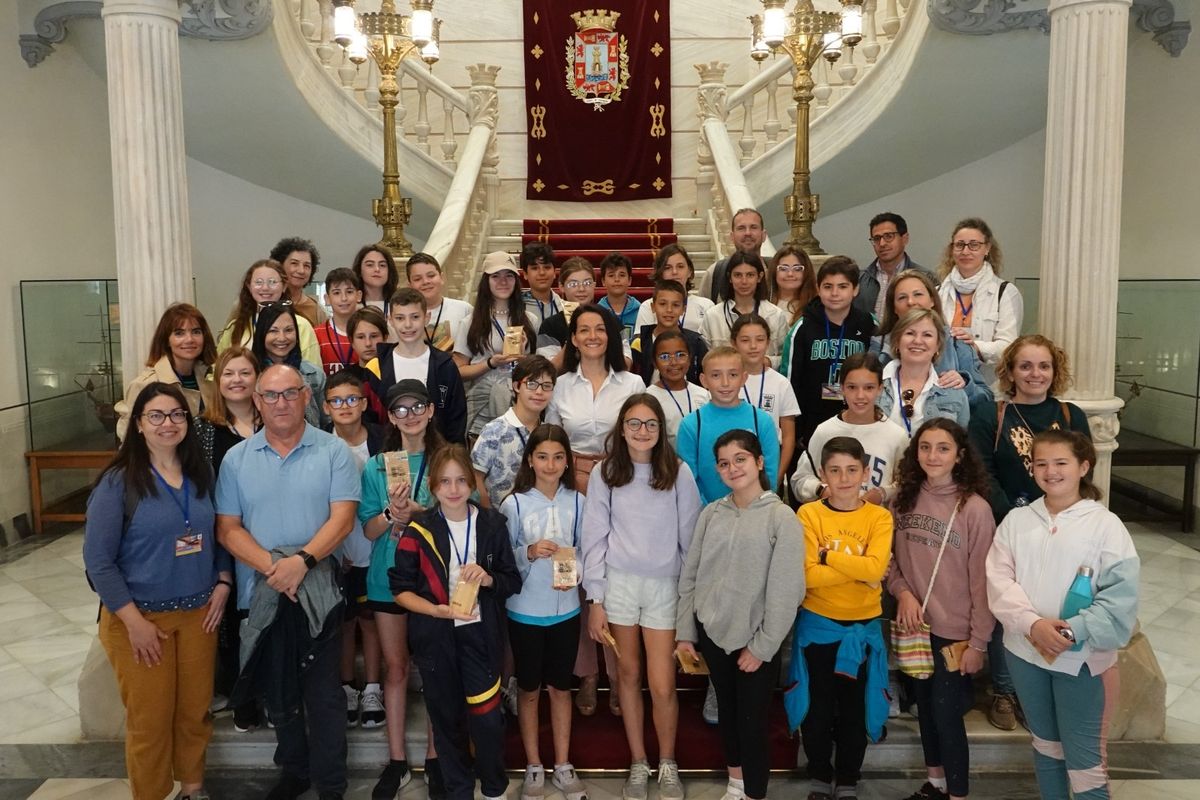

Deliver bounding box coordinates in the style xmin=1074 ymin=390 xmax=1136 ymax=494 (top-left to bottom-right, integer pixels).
xmin=552 ymin=763 xmax=588 ymax=800
xmin=702 ymin=682 xmax=719 ymax=725
xmin=657 ymin=759 xmax=684 ymax=800
xmin=720 ymin=779 xmax=745 ymax=800
xmin=623 ymin=760 xmax=651 ymax=800
xmin=521 ymin=764 xmax=545 ymax=800
xmin=343 ymin=684 xmax=361 ymax=727
xmin=360 ymin=684 xmax=386 ymax=728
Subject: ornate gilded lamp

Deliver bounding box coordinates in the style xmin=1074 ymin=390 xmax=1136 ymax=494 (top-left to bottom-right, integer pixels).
xmin=750 ymin=0 xmax=864 ymax=253
xmin=333 ymin=0 xmax=443 ymax=259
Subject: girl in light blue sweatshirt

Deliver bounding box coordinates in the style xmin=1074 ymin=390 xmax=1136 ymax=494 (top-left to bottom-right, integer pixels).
xmin=500 ymin=423 xmax=588 ymax=800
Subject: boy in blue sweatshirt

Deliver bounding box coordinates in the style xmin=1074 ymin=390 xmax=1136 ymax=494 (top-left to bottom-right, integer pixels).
xmin=677 ymin=347 xmax=780 ymax=504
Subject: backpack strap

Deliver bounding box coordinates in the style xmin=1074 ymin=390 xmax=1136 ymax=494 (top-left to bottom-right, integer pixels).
xmin=998 ymin=280 xmax=1010 ymax=303
xmin=994 ymin=401 xmax=1008 ymax=451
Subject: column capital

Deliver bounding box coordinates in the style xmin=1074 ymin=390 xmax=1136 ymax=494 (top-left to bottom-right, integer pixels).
xmin=1047 ymin=0 xmax=1132 ymax=14
xmin=101 ymin=0 xmax=182 ymax=23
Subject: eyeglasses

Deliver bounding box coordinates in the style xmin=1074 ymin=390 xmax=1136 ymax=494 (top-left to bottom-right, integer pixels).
xmin=901 ymin=388 xmax=916 ymax=419
xmin=868 ymin=232 xmax=901 ymax=245
xmin=252 ymin=278 xmax=282 ymax=288
xmin=327 ymin=396 xmax=363 ymax=409
xmin=775 ymin=264 xmax=805 ymax=274
xmin=521 ymin=379 xmax=555 ymax=392
xmin=564 ymin=279 xmax=595 ymax=290
xmin=656 ymin=350 xmax=690 ymax=363
xmin=389 ymin=402 xmax=429 ymax=418
xmin=624 ymin=418 xmax=661 ymax=433
xmin=951 ymin=240 xmax=986 ymax=252
xmin=258 ymin=387 xmax=305 ymax=403
xmin=141 ymin=409 xmax=188 ymax=426
xmin=257 ymin=300 xmax=293 ymax=312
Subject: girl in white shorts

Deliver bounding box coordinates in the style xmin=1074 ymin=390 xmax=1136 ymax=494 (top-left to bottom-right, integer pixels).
xmin=582 ymin=393 xmax=703 ymax=800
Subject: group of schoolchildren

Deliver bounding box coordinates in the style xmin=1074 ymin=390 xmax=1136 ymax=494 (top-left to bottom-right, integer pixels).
xmin=104 ymin=231 xmax=1141 ymax=800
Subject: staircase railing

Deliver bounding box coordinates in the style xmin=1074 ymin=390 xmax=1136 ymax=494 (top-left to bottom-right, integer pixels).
xmin=293 ymin=0 xmax=473 ymax=166
xmin=697 ymin=0 xmax=915 ymax=248
xmin=425 ymin=66 xmax=502 ymax=299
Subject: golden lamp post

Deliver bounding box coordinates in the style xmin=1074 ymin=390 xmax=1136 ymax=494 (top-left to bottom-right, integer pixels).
xmin=750 ymin=0 xmax=863 ymax=254
xmin=333 ymin=0 xmax=442 ymax=259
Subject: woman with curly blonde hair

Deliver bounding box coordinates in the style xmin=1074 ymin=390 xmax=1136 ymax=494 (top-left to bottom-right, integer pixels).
xmin=967 ymin=333 xmax=1092 ymax=732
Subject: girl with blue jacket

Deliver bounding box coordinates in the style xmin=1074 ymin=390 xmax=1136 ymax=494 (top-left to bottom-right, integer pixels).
xmin=501 ymin=424 xmax=589 ymax=800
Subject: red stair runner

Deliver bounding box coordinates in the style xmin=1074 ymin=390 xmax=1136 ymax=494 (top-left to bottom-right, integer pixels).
xmin=521 ymin=218 xmax=677 ymax=301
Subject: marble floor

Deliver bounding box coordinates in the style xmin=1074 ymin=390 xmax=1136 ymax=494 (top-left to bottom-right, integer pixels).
xmin=0 ymin=522 xmax=1197 ymax=799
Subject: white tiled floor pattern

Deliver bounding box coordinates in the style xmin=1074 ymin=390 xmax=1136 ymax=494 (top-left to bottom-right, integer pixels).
xmin=1 ymin=524 xmax=1198 ymax=799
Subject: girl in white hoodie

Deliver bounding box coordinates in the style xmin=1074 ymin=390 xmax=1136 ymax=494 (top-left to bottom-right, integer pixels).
xmin=986 ymin=430 xmax=1139 ymax=800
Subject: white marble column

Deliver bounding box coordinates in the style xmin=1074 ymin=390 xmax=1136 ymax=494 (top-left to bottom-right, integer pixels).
xmin=1037 ymin=0 xmax=1131 ymax=499
xmin=102 ymin=0 xmax=193 ymax=374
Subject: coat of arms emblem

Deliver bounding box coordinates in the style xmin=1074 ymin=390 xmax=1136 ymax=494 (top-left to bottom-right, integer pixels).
xmin=564 ymin=8 xmax=630 ymax=110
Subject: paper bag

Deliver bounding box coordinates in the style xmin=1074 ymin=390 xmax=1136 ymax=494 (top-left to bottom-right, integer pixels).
xmin=383 ymin=451 xmax=410 ymax=493
xmin=552 ymin=546 xmax=578 ymax=589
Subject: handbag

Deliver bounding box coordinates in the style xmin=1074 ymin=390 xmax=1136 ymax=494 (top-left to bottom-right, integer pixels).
xmin=891 ymin=501 xmax=960 ymax=680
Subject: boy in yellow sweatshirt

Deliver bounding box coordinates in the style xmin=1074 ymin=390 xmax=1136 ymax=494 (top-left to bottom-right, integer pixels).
xmin=795 ymin=436 xmax=893 ymax=800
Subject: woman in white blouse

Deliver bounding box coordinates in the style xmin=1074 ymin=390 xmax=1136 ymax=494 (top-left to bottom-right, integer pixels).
xmin=936 ymin=218 xmax=1023 ymax=392
xmin=547 ymin=304 xmax=646 ymax=494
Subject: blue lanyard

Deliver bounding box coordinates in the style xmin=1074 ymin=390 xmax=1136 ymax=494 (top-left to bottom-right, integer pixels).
xmin=825 ymin=317 xmax=847 ymax=377
xmin=892 ymin=374 xmax=912 ymax=436
xmin=954 ymin=291 xmax=974 ymax=322
xmin=442 ymin=507 xmax=473 ymax=566
xmin=150 ymin=466 xmax=191 ymax=530
xmin=534 ymin=295 xmax=559 ymax=324
xmin=664 ymin=385 xmax=692 ymax=418
xmin=514 ymin=424 xmax=528 ymax=449
xmin=325 ymin=321 xmax=351 ymax=367
xmin=743 ymin=371 xmax=766 ymax=409
xmin=411 ymin=454 xmax=429 ymax=506
xmin=571 ymin=491 xmax=580 ymax=547
xmin=491 ymin=317 xmax=507 ymax=344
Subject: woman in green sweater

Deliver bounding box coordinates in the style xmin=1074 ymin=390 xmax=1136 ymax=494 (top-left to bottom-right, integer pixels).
xmin=967 ymin=333 xmax=1090 ymax=732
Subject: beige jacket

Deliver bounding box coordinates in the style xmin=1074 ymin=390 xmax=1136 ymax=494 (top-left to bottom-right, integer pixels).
xmin=114 ymin=356 xmax=215 ymax=442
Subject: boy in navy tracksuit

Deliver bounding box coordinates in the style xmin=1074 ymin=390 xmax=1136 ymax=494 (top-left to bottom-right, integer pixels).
xmin=389 ymin=446 xmax=521 ymax=800
xmin=365 ymin=287 xmax=469 ymax=444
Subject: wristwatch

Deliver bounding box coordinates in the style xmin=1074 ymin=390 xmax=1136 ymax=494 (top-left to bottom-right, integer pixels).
xmin=296 ymin=549 xmax=318 ymax=570
xmin=382 ymin=507 xmax=394 ymax=524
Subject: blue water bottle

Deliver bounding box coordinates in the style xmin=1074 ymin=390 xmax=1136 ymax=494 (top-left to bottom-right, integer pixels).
xmin=1060 ymin=566 xmax=1094 ymax=652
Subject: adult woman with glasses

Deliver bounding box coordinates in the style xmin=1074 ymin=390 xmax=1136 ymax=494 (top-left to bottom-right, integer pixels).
xmin=876 ymin=308 xmax=970 ymax=436
xmin=250 ymin=302 xmax=326 ymax=427
xmin=217 ymin=259 xmax=321 ymax=365
xmin=85 ymin=382 xmax=231 ymax=800
xmin=115 ymin=303 xmax=219 ymax=443
xmin=936 ymin=218 xmax=1023 ymax=391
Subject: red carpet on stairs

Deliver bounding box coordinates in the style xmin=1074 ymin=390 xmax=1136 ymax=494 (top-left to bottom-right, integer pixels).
xmin=521 ymin=219 xmax=677 ymax=301
xmin=502 ymin=687 xmax=798 ymax=770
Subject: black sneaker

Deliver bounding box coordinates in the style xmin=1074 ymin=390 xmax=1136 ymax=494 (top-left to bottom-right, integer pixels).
xmin=425 ymin=758 xmax=447 ymax=800
xmin=899 ymin=782 xmax=949 ymax=800
xmin=232 ymin=701 xmax=260 ymax=732
xmin=372 ymin=759 xmax=412 ymax=799
xmin=264 ymin=773 xmax=311 ymax=800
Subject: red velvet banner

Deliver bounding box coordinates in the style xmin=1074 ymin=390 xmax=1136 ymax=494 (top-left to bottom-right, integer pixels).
xmin=523 ymin=2 xmax=672 ymax=202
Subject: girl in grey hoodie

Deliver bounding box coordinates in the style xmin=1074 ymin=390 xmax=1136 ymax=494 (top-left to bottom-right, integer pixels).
xmin=676 ymin=429 xmax=806 ymax=800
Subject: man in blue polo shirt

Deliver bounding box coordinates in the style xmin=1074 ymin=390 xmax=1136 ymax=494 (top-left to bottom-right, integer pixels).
xmin=216 ymin=364 xmax=359 ymax=800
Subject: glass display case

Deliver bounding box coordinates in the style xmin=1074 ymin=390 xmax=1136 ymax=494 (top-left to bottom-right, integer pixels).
xmin=21 ymin=280 xmax=124 ymax=452
xmin=1014 ymin=278 xmax=1200 ymax=448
